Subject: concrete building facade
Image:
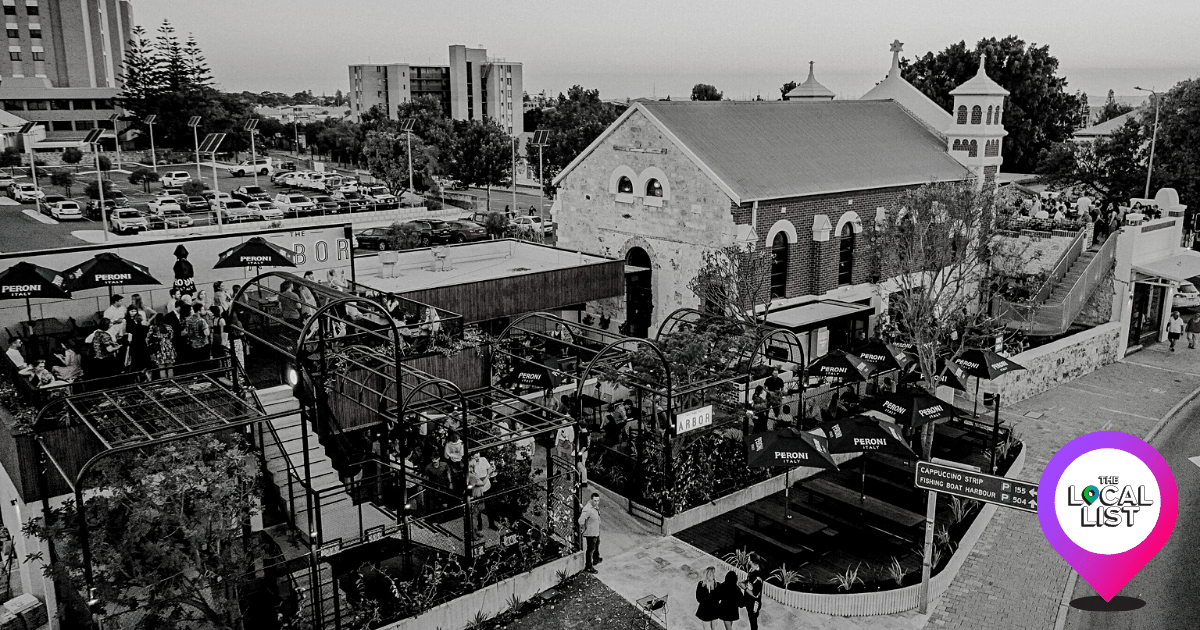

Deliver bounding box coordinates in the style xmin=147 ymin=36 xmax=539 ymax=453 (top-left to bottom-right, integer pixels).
xmin=347 ymin=63 xmax=450 ymax=121
xmin=0 ymin=0 xmax=130 ymax=140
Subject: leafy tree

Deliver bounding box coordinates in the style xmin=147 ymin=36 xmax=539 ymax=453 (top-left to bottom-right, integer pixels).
xmin=691 ymin=83 xmax=723 ymax=101
xmin=23 ymin=438 xmax=264 ymax=630
xmin=364 ymin=130 xmax=438 ymax=195
xmin=1096 ymin=89 xmax=1135 ymax=124
xmin=1144 ymin=79 xmax=1200 ymax=207
xmin=60 ymin=147 xmax=83 ymax=165
xmin=867 ymin=182 xmax=1025 ymax=457
xmin=315 ymin=120 xmax=361 ymax=166
xmin=445 ymin=119 xmax=511 ymax=208
xmin=901 ymin=36 xmax=1083 ymax=172
xmin=181 ymin=180 xmax=206 ymax=196
xmin=688 ymin=245 xmax=777 ymax=325
xmin=0 ymin=147 xmax=21 ymax=176
xmin=128 ymin=167 xmax=160 ymax=193
xmin=1035 ymin=118 xmax=1146 ymax=208
xmin=483 ymin=211 xmax=508 ymax=238
xmin=49 ymin=170 xmax=75 ymax=196
xmin=181 ymin=34 xmax=211 ymax=89
xmin=84 ymin=178 xmax=116 ymax=199
xmin=385 ymin=221 xmax=422 ymax=250
xmin=155 ymin=20 xmax=189 ymax=92
xmin=780 ymin=81 xmax=798 ymax=99
xmin=523 ymin=85 xmax=626 ymax=197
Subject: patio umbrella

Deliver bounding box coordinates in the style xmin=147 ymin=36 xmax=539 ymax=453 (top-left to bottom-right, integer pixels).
xmin=809 ymin=350 xmax=875 ymax=383
xmin=954 ymin=349 xmax=1026 ymax=417
xmin=901 ymin=356 xmax=970 ymax=391
xmin=746 ymin=427 xmax=838 ymax=519
xmin=854 ymin=340 xmax=913 ymax=373
xmin=0 ymin=261 xmax=70 ymax=324
xmin=214 ymin=236 xmax=298 ymax=270
xmin=63 ymin=252 xmax=160 ymax=297
xmin=874 ymin=390 xmax=955 ymax=429
xmin=819 ymin=415 xmax=917 ymax=500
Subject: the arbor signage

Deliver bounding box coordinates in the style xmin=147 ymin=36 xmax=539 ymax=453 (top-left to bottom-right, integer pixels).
xmin=676 ymin=405 xmax=714 ymax=435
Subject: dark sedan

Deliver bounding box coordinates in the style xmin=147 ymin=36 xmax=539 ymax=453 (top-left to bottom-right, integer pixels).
xmin=310 ymin=195 xmax=342 ymax=215
xmin=404 ymin=219 xmax=453 ymax=246
xmin=445 ymin=219 xmax=488 ymax=243
xmin=355 ymin=227 xmax=392 ymax=250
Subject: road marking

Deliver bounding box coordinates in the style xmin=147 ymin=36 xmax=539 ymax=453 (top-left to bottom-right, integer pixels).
xmin=1121 ymin=359 xmax=1200 ymax=378
xmin=1100 ymin=421 xmax=1113 ymax=431
xmin=1097 ymin=407 xmax=1158 ymax=422
xmin=1058 ymin=384 xmax=1121 ymax=400
xmin=22 ymin=209 xmax=57 ymax=225
xmin=1190 ymin=456 xmax=1200 ymax=469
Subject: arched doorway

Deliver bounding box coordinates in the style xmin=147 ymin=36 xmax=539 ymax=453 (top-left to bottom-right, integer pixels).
xmin=625 ymin=247 xmax=653 ymax=338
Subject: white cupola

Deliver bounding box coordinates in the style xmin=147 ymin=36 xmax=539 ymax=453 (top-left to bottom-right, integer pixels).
xmin=947 ymin=53 xmax=1008 ymax=187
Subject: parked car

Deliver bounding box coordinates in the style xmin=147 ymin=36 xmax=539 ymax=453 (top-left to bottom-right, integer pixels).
xmin=329 ymin=178 xmax=360 ymax=194
xmin=162 ymin=187 xmax=188 ymax=205
xmin=161 ymin=171 xmax=192 ymax=187
xmin=355 ymin=227 xmax=392 ymax=250
xmin=282 ymin=171 xmax=314 ymax=188
xmin=109 ymin=208 xmax=149 ymax=234
xmin=144 ymin=208 xmax=194 ymax=229
xmin=11 ymin=183 xmax=43 ymax=203
xmin=403 ymin=219 xmax=453 ymax=246
xmin=183 ymin=195 xmax=209 ymax=212
xmin=231 ymin=158 xmax=273 ymax=177
xmin=49 ymin=200 xmax=82 ymax=220
xmin=273 ymin=193 xmax=316 ymax=217
xmin=84 ymin=198 xmax=117 ymax=221
xmin=231 ymin=186 xmax=270 ymax=203
xmin=332 ymin=190 xmax=368 ymax=211
xmin=246 ymin=201 xmax=284 ymax=221
xmin=309 ymin=195 xmax=341 ymax=214
xmin=206 ymin=192 xmax=233 ymax=210
xmin=363 ymin=185 xmax=398 ymax=208
xmin=38 ymin=195 xmax=67 ymax=215
xmin=147 ymin=195 xmax=182 ymax=213
xmin=512 ymin=215 xmax=554 ymax=236
xmin=1174 ymin=278 xmax=1200 ymax=309
xmin=270 ymin=170 xmax=292 ymax=185
xmin=215 ymin=200 xmax=254 ymax=223
xmin=108 ymin=189 xmax=129 ymax=207
xmin=444 ymin=220 xmax=488 ymax=243
xmin=0 ymin=173 xmax=14 ymax=190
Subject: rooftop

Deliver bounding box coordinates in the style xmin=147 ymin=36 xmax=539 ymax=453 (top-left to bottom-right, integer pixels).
xmin=949 ymin=57 xmax=1010 ymax=97
xmin=1074 ymin=110 xmax=1140 ymax=139
xmin=860 ymin=40 xmax=954 ymax=134
xmin=785 ymin=62 xmax=836 ymax=100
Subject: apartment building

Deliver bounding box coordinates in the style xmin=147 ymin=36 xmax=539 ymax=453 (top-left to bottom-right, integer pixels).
xmin=347 ymin=63 xmax=451 ymax=121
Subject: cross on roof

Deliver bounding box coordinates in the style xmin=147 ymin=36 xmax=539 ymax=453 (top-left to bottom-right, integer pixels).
xmin=890 ymin=39 xmax=904 ymax=53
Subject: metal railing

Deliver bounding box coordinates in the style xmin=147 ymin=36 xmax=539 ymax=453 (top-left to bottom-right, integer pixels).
xmin=998 ymin=226 xmax=1089 ymax=332
xmin=1031 ymin=231 xmax=1118 ymax=335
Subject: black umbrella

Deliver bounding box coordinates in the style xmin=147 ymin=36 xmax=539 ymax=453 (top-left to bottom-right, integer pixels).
xmin=498 ymin=356 xmax=561 ymax=392
xmin=901 ymin=356 xmax=970 ymax=391
xmin=0 ymin=261 xmax=70 ymax=324
xmin=746 ymin=427 xmax=838 ymax=519
xmin=63 ymin=252 xmax=160 ymax=295
xmin=214 ymin=236 xmax=298 ymax=270
xmin=954 ymin=349 xmax=1026 ymax=417
xmin=874 ymin=390 xmax=955 ymax=429
xmin=820 ymin=415 xmax=916 ymax=500
xmin=809 ymin=350 xmax=875 ymax=383
xmin=854 ymin=340 xmax=913 ymax=373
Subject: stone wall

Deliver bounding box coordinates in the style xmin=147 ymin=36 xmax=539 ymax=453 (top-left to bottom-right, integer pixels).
xmin=1076 ymin=272 xmax=1115 ymax=327
xmin=989 ymin=322 xmax=1121 ymax=404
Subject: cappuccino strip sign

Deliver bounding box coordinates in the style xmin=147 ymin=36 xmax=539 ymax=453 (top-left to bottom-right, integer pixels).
xmin=913 ymin=461 xmax=1038 ymax=513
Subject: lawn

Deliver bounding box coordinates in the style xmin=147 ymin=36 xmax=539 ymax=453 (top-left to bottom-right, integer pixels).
xmin=480 ymin=573 xmax=652 ymax=630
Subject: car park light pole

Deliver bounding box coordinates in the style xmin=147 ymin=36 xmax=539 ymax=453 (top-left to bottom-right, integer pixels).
xmin=144 ymin=115 xmax=157 ymax=172
xmin=109 ymin=114 xmax=122 ymax=171
xmin=245 ymin=118 xmax=261 ymax=188
xmin=187 ymin=116 xmax=202 ymax=180
xmin=511 ymin=135 xmax=518 ymax=222
xmin=1134 ymin=86 xmax=1160 ymax=200
xmin=531 ymin=130 xmax=550 ymax=225
xmin=18 ymin=122 xmax=38 ymax=190
xmin=399 ymin=119 xmax=415 ymax=203
xmin=84 ymin=129 xmax=109 ymax=241
xmin=200 ymin=133 xmax=227 ymax=232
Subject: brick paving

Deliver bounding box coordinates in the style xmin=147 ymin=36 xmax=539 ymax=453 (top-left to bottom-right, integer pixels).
xmin=924 ymin=345 xmax=1200 ymax=630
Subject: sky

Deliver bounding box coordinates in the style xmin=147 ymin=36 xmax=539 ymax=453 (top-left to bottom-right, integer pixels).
xmin=131 ymin=0 xmax=1200 ymax=103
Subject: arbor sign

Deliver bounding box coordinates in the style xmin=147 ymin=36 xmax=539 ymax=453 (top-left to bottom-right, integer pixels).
xmin=676 ymin=405 xmax=714 ymax=435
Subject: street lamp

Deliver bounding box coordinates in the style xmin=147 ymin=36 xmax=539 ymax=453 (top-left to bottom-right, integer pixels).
xmin=511 ymin=135 xmax=518 ymax=223
xmin=531 ymin=130 xmax=551 ymax=224
xmin=143 ymin=114 xmax=157 ymax=172
xmin=1134 ymin=86 xmax=1161 ymax=200
xmin=199 ymin=132 xmax=227 ymax=232
xmin=244 ymin=118 xmax=260 ymax=187
xmin=399 ymin=118 xmax=415 ymax=201
xmin=187 ymin=116 xmax=202 ymax=180
xmin=109 ymin=113 xmax=121 ymax=170
xmin=18 ymin=122 xmax=38 ymax=189
xmin=83 ymin=129 xmax=109 ymax=241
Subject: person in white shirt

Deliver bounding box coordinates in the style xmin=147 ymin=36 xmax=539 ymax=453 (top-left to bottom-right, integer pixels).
xmin=102 ymin=294 xmax=127 ymax=325
xmin=5 ymin=338 xmax=30 ymax=375
xmin=1167 ymin=311 xmax=1186 ymax=352
xmin=469 ymin=451 xmax=495 ymax=530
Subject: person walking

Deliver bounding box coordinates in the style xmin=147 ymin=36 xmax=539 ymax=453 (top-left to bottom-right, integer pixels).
xmin=741 ymin=558 xmax=765 ymax=630
xmin=716 ymin=570 xmax=742 ymax=629
xmin=695 ymin=566 xmax=721 ymax=630
xmin=1188 ymin=312 xmax=1200 ymax=349
xmin=579 ymin=492 xmax=602 ymax=573
xmin=1167 ymin=311 xmax=1186 ymax=352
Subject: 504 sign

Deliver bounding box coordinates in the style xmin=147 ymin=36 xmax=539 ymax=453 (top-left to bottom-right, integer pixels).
xmin=676 ymin=405 xmax=714 ymax=435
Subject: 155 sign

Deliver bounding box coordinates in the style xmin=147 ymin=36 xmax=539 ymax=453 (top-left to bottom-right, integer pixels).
xmin=676 ymin=405 xmax=714 ymax=435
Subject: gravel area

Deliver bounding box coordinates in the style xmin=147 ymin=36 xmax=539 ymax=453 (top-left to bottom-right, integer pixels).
xmin=482 ymin=573 xmax=652 ymax=630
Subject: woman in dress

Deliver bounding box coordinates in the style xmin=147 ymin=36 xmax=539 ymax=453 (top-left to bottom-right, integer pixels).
xmin=124 ymin=305 xmax=152 ymax=372
xmin=212 ymin=281 xmax=231 ymax=313
xmin=716 ymin=570 xmax=741 ymax=629
xmin=741 ymin=558 xmax=765 ymax=630
xmin=695 ymin=566 xmax=720 ymax=629
xmin=147 ymin=319 xmax=176 ymax=379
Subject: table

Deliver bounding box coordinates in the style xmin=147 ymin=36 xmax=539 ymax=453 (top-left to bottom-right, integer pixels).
xmin=801 ymin=478 xmax=924 ymax=529
xmin=23 ymin=318 xmax=75 ymax=357
xmin=748 ymin=500 xmax=829 ymax=537
xmin=936 ymin=425 xmax=968 ymax=441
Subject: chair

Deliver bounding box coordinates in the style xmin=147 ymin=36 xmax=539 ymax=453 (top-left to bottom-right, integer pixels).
xmin=634 ymin=594 xmax=667 ymax=629
xmin=429 ymin=247 xmax=452 ymax=272
xmin=379 ymin=251 xmax=399 ymax=278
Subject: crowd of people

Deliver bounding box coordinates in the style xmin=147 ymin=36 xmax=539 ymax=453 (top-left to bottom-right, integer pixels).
xmin=695 ymin=559 xmax=765 ymax=630
xmin=1009 ymin=192 xmax=1167 ymax=246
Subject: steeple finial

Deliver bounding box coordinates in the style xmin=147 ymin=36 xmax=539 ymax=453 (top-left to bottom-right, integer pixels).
xmin=807 ymin=61 xmax=815 ymax=82
xmin=889 ymin=39 xmax=904 ymax=76
xmin=976 ymin=52 xmax=987 ymax=77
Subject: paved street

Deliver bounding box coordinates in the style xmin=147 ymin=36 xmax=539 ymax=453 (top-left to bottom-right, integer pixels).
xmin=925 ymin=343 xmax=1200 ymax=630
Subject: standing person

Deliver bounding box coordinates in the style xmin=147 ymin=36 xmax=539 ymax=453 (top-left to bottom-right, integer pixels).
xmin=579 ymin=493 xmax=602 ymax=573
xmin=741 ymin=558 xmax=765 ymax=630
xmin=124 ymin=306 xmax=151 ymax=372
xmin=716 ymin=571 xmax=742 ymax=629
xmin=1167 ymin=311 xmax=1186 ymax=352
xmin=422 ymin=453 xmax=451 ymax=514
xmin=278 ymin=281 xmax=302 ymax=325
xmin=147 ymin=319 xmax=176 ymax=379
xmin=1188 ymin=312 xmax=1200 ymax=349
xmin=130 ymin=294 xmax=154 ymax=322
xmin=180 ymin=303 xmax=212 ymax=367
xmin=212 ymin=281 xmax=231 ymax=312
xmin=443 ymin=431 xmax=465 ymax=490
xmin=764 ymin=367 xmax=785 ymax=416
xmin=91 ymin=318 xmax=123 ymax=375
xmin=695 ymin=566 xmax=721 ymax=630
xmin=103 ymin=294 xmax=126 ymax=324
xmin=209 ymin=305 xmax=229 ymax=360
xmin=467 ymin=463 xmax=487 ymax=537
xmin=468 ymin=451 xmax=494 ymax=530
xmin=163 ymin=299 xmax=185 ymax=357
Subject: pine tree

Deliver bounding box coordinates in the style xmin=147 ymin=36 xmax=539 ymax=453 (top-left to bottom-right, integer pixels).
xmin=155 ymin=20 xmax=187 ymax=91
xmin=182 ymin=34 xmax=211 ymax=89
xmin=116 ymin=25 xmax=159 ymax=118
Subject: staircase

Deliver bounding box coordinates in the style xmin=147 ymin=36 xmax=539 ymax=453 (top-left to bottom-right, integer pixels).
xmin=1002 ymin=231 xmax=1118 ymax=336
xmin=287 ymin=560 xmax=351 ymax=630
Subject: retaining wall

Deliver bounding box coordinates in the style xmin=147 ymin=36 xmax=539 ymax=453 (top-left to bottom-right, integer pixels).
xmin=988 ymin=322 xmax=1122 ymax=404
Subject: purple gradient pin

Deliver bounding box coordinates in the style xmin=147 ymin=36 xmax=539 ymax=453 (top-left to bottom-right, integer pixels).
xmin=1038 ymin=431 xmax=1177 ymax=602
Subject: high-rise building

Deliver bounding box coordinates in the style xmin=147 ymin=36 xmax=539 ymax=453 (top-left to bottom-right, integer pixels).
xmin=0 ymin=0 xmax=132 ymax=143
xmin=348 ymin=45 xmax=523 ymax=136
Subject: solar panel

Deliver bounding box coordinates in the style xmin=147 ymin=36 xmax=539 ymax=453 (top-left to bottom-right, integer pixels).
xmin=82 ymin=129 xmax=104 ymax=144
xmin=143 ymin=114 xmax=157 ymax=124
xmin=532 ymin=129 xmax=550 ymax=146
xmin=398 ymin=118 xmax=415 ymax=132
xmin=18 ymin=122 xmax=36 ymax=134
xmin=198 ymin=132 xmax=226 ymax=154
xmin=243 ymin=119 xmax=259 ymax=131
xmin=186 ymin=116 xmax=201 ymax=127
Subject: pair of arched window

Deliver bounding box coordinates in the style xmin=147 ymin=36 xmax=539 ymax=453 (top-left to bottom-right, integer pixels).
xmin=615 ymin=176 xmax=663 ymax=198
xmin=984 ymin=139 xmax=1000 ymax=157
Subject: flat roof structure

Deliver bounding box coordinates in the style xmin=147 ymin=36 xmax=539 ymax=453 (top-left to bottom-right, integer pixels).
xmin=356 ymin=239 xmax=625 ymax=323
xmin=765 ymin=299 xmax=874 ymax=333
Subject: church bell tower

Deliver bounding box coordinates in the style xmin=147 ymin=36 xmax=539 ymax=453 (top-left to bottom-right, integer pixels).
xmin=947 ymin=53 xmax=1008 ymax=188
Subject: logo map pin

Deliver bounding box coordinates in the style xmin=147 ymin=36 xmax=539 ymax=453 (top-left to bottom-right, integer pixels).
xmin=1038 ymin=431 xmax=1178 ymax=602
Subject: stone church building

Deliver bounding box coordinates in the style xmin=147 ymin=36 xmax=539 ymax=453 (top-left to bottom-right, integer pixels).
xmin=553 ymin=42 xmax=1008 ymax=358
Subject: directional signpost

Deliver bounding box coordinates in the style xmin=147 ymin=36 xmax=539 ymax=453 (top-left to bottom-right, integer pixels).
xmin=913 ymin=460 xmax=1038 ymax=613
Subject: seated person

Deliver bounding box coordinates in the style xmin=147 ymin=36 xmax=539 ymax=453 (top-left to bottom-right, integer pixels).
xmin=31 ymin=360 xmax=67 ymax=388
xmin=5 ymin=338 xmax=31 ymax=376
xmin=419 ymin=307 xmax=442 ymax=336
xmin=49 ymin=342 xmax=82 ymax=382
xmin=777 ymin=404 xmax=795 ymax=428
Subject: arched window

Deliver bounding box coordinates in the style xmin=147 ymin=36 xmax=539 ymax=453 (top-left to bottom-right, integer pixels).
xmin=986 ymin=105 xmax=993 ymax=125
xmin=995 ymin=107 xmax=1002 ymax=125
xmin=968 ymin=140 xmax=978 ymax=157
xmin=971 ymin=105 xmax=982 ymax=125
xmin=957 ymin=105 xmax=968 ymax=125
xmin=617 ymin=176 xmax=633 ymax=194
xmin=838 ymin=223 xmax=855 ymax=285
xmin=952 ymin=139 xmax=961 ymax=151
xmin=645 ymin=179 xmax=663 ymax=197
xmin=770 ymin=232 xmax=789 ymax=298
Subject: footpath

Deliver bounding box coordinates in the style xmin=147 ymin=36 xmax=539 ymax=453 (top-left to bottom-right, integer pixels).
xmin=588 ymin=343 xmax=1200 ymax=630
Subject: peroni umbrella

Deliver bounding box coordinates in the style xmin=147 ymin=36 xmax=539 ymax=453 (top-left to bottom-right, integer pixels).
xmin=215 ymin=236 xmax=298 ymax=270
xmin=809 ymin=350 xmax=875 ymax=383
xmin=854 ymin=340 xmax=913 ymax=373
xmin=819 ymin=414 xmax=916 ymax=499
xmin=746 ymin=427 xmax=838 ymax=519
xmin=63 ymin=252 xmax=160 ymax=296
xmin=0 ymin=261 xmax=70 ymax=324
xmin=901 ymin=356 xmax=970 ymax=391
xmin=874 ymin=390 xmax=955 ymax=429
xmin=954 ymin=349 xmax=1026 ymax=417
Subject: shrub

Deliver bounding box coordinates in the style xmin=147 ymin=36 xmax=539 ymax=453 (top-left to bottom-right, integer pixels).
xmin=385 ymin=221 xmax=422 ymax=250
xmin=128 ymin=167 xmax=160 ymax=193
xmin=181 ymin=180 xmax=206 ymax=196
xmin=60 ymin=147 xmax=83 ymax=165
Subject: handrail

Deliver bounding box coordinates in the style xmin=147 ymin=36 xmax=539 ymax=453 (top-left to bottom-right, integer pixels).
xmin=260 ymin=408 xmax=304 ymax=533
xmin=1031 ymin=226 xmax=1088 ymax=305
xmin=1033 ymin=231 xmax=1118 ymax=334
